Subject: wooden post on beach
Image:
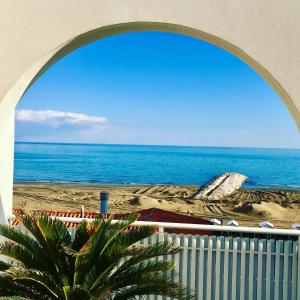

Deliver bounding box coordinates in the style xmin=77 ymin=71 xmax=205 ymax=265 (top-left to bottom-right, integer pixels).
xmin=81 ymin=205 xmax=85 ymax=218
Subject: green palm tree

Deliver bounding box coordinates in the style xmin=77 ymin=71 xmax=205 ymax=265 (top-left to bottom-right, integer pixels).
xmin=0 ymin=211 xmax=194 ymax=299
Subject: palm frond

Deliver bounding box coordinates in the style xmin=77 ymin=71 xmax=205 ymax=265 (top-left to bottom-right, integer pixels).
xmin=38 ymin=216 xmax=76 ymax=287
xmin=0 ymin=211 xmax=194 ymax=299
xmin=91 ymin=213 xmax=140 ymax=257
xmin=75 ymin=214 xmax=139 ymax=286
xmin=114 ymin=225 xmax=157 ymax=248
xmin=37 ymin=215 xmax=71 ymax=246
xmin=0 ymin=224 xmax=42 ymax=254
xmin=0 ymin=259 xmax=11 ymax=271
xmin=0 ymin=241 xmax=39 ymax=268
xmin=111 ymin=280 xmax=194 ymax=300
xmin=0 ymin=273 xmax=56 ymax=299
xmin=89 ymin=260 xmax=175 ymax=296
xmin=111 ymin=241 xmax=179 ymax=278
xmin=7 ymin=266 xmax=64 ymax=299
xmin=108 ymin=272 xmax=194 ymax=300
xmin=71 ymin=220 xmax=90 ymax=251
xmin=15 ymin=211 xmax=74 ymax=286
xmin=63 ymin=286 xmax=91 ymax=300
xmin=0 ymin=224 xmax=49 ymax=270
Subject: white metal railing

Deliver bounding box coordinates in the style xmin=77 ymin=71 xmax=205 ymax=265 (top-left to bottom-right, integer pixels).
xmin=140 ymin=233 xmax=300 ymax=300
xmin=8 ymin=214 xmax=300 ymax=236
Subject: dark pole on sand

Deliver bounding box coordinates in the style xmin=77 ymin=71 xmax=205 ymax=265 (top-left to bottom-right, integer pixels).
xmin=100 ymin=191 xmax=108 ymax=214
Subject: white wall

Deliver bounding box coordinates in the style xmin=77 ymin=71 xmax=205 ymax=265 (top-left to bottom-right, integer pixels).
xmin=0 ymin=110 xmax=14 ymax=223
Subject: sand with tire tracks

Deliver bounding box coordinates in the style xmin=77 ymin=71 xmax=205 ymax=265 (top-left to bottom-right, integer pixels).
xmin=13 ymin=183 xmax=300 ymax=228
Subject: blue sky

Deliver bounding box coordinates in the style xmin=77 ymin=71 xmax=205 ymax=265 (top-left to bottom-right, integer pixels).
xmin=16 ymin=31 xmax=300 ymax=148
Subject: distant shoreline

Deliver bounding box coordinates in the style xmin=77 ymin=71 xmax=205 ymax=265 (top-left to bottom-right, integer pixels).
xmin=13 ymin=180 xmax=300 ymax=192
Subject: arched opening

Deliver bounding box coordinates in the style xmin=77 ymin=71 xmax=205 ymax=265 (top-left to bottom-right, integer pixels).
xmin=0 ymin=21 xmax=299 ymax=223
xmin=12 ymin=29 xmax=300 ymax=227
xmin=1 ymin=3 xmax=300 ymax=298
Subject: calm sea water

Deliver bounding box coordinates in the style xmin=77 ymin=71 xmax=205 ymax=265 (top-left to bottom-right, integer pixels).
xmin=14 ymin=142 xmax=300 ymax=189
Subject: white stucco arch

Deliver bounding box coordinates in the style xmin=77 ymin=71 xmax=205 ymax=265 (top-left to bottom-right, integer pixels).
xmin=0 ymin=0 xmax=300 ymax=222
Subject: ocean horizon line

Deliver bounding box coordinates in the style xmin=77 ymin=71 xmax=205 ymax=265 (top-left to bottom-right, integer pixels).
xmin=15 ymin=141 xmax=300 ymax=151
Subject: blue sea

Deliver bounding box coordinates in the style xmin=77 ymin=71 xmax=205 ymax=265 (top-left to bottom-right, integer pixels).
xmin=14 ymin=142 xmax=300 ymax=189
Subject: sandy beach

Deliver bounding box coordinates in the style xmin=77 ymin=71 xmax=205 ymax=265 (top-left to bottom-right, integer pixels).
xmin=13 ymin=183 xmax=300 ymax=228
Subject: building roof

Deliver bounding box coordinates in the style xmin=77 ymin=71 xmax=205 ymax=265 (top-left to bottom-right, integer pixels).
xmin=134 ymin=208 xmax=212 ymax=235
xmin=12 ymin=208 xmax=212 ymax=235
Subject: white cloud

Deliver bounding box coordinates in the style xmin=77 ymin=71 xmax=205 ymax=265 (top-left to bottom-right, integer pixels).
xmin=16 ymin=109 xmax=107 ymax=128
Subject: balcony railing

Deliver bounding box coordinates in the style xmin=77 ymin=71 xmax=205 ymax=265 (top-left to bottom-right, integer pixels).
xmin=8 ymin=214 xmax=300 ymax=300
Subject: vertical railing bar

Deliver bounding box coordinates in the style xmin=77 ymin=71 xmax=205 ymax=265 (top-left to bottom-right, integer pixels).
xmin=274 ymin=240 xmax=281 ymax=300
xmin=206 ymin=237 xmax=213 ymax=300
xmin=223 ymin=237 xmax=229 ymax=300
xmin=291 ymin=241 xmax=297 ymax=300
xmin=153 ymin=235 xmax=158 ymax=300
xmin=282 ymin=241 xmax=289 ymax=300
xmin=190 ymin=235 xmax=197 ymax=296
xmin=214 ymin=237 xmax=221 ymax=300
xmin=248 ymin=239 xmax=254 ymax=300
xmin=198 ymin=236 xmax=205 ymax=300
xmin=231 ymin=238 xmax=237 ymax=300
xmin=240 ymin=238 xmax=246 ymax=300
xmin=178 ymin=234 xmax=185 ymax=300
xmin=150 ymin=234 xmax=156 ymax=300
xmin=182 ymin=234 xmax=189 ymax=292
xmin=156 ymin=231 xmax=164 ymax=300
xmin=297 ymin=237 xmax=300 ymax=300
xmin=265 ymin=240 xmax=272 ymax=300
xmin=257 ymin=239 xmax=263 ymax=300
